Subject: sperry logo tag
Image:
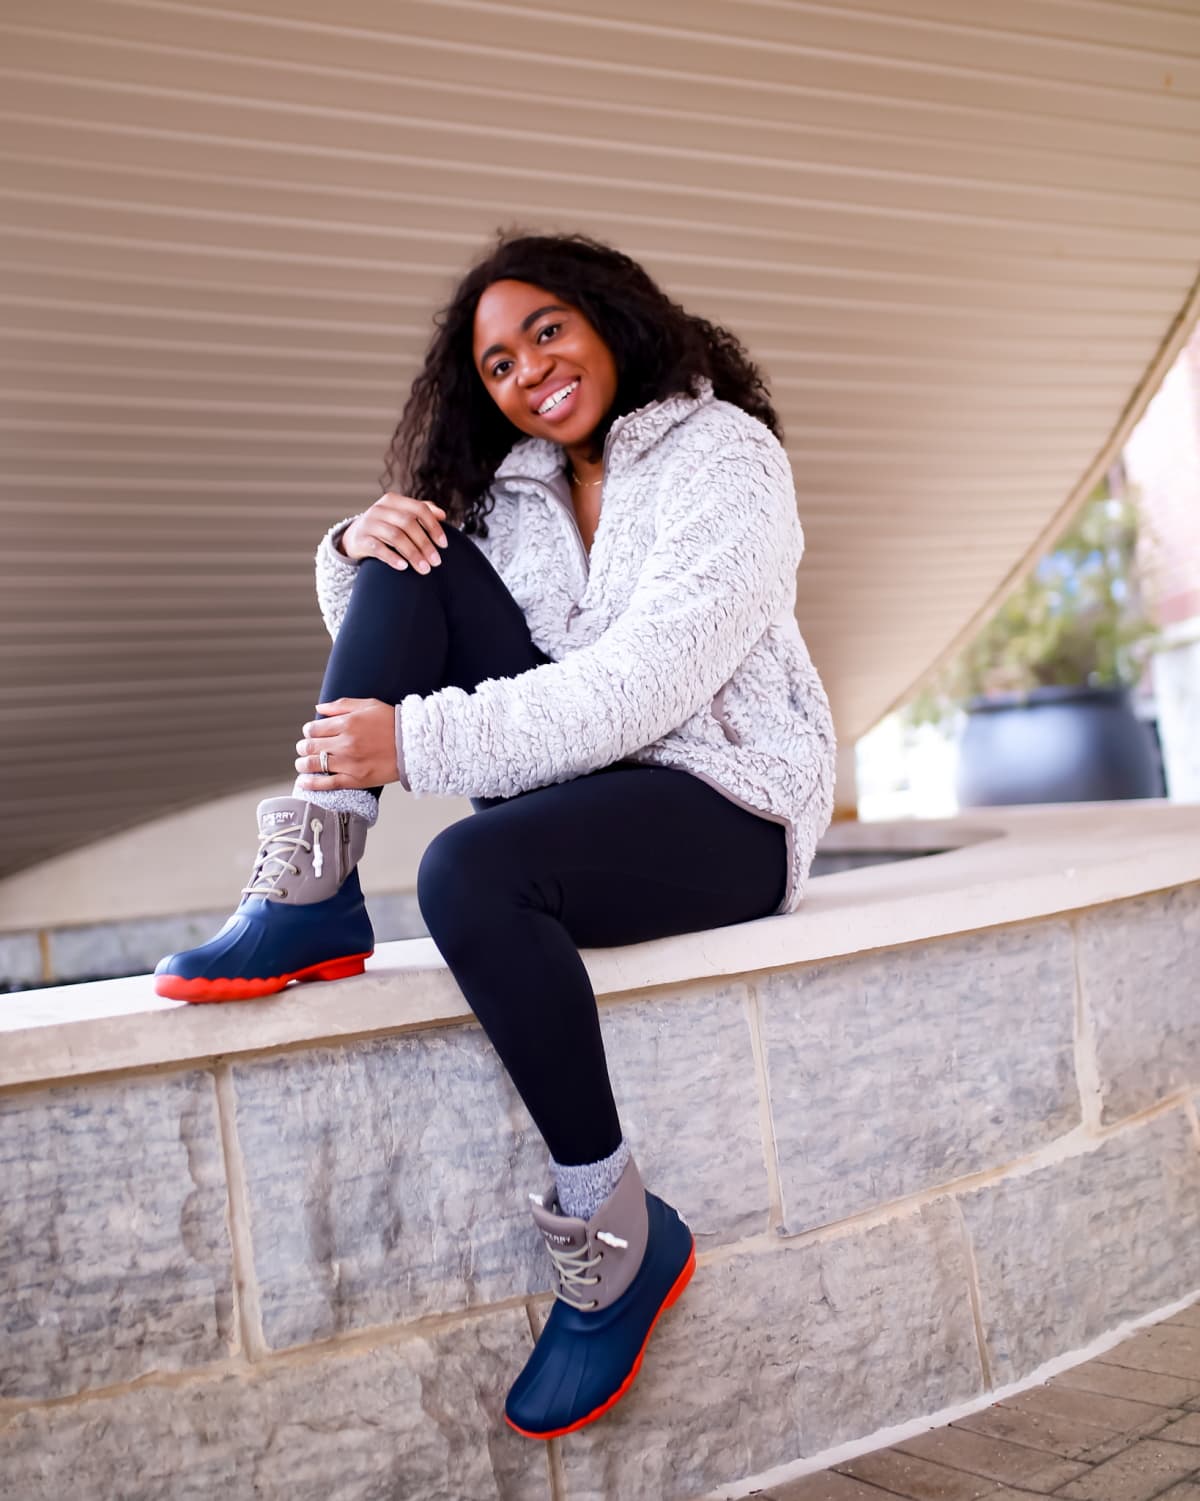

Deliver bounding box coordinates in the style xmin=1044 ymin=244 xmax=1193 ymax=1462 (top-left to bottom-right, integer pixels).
xmin=260 ymin=812 xmax=295 ymax=829
xmin=544 ymin=1233 xmax=574 ymax=1246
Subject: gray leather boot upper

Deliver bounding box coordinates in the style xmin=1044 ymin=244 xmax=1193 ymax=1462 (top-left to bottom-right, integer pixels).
xmin=528 ymin=1153 xmax=651 ymax=1311
xmin=243 ymin=796 xmax=370 ymax=906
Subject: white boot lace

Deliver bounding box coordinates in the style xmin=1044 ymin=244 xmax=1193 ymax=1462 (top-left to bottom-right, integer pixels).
xmin=530 ymin=1192 xmax=629 ymax=1310
xmin=242 ymin=820 xmax=312 ymax=900
xmin=545 ymin=1239 xmax=604 ymax=1310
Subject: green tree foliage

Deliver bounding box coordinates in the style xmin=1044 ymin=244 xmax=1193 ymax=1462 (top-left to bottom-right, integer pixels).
xmin=904 ymin=481 xmax=1162 ymax=730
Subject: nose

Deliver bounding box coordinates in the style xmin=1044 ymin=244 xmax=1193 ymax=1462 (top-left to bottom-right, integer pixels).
xmin=515 ymin=346 xmax=554 ymax=387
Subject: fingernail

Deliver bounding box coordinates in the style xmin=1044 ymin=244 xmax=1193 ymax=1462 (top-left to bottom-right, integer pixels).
xmin=397 ymin=559 xmax=408 ymax=570
xmin=431 ymin=555 xmax=441 ymax=566
xmin=437 ymin=537 xmax=448 ymax=548
xmin=418 ymin=561 xmax=430 ymax=574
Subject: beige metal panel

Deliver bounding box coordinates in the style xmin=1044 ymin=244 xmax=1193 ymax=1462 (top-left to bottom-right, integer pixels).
xmin=4 ymin=47 xmax=1200 ymax=217
xmin=1 ymin=0 xmax=1198 ymax=878
xmin=10 ymin=0 xmax=1198 ymax=124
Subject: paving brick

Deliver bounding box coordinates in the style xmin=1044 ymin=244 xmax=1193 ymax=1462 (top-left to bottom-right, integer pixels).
xmin=952 ymin=1401 xmax=1114 ymax=1460
xmin=1148 ymin=1326 xmax=1200 ymax=1363
xmin=1157 ymin=1485 xmax=1200 ymax=1500
xmin=895 ymin=1426 xmax=1088 ymax=1492
xmin=1080 ymin=1413 xmax=1184 ymax=1464
xmin=1056 ymin=1437 xmax=1200 ymax=1500
xmin=978 ymin=1493 xmax=1057 ymax=1500
xmin=1161 ymin=1414 xmax=1200 ymax=1446
xmin=1166 ymin=1304 xmax=1200 ymax=1330
xmin=1003 ymin=1380 xmax=1173 ymax=1435
xmin=1112 ymin=1327 xmax=1200 ymax=1383
xmin=765 ymin=1473 xmax=897 ymax=1500
xmin=838 ymin=1446 xmax=1002 ymax=1498
xmin=1051 ymin=1357 xmax=1200 ymax=1409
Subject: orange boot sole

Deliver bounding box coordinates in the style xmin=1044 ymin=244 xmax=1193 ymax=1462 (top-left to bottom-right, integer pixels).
xmin=154 ymin=951 xmax=372 ymax=1003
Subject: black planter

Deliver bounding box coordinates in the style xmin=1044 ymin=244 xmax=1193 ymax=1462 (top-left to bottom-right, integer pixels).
xmin=956 ymin=684 xmax=1163 ymax=807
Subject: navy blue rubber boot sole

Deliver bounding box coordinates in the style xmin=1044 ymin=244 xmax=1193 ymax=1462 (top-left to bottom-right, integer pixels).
xmin=154 ymin=868 xmax=374 ymax=1003
xmin=504 ymin=1191 xmax=696 ymax=1439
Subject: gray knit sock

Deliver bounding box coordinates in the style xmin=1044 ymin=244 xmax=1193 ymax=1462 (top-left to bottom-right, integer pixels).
xmin=291 ymin=783 xmax=380 ymax=826
xmin=550 ymin=1137 xmax=631 ymax=1222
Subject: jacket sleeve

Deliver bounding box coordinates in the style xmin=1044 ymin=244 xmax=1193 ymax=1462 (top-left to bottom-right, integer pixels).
xmin=314 ymin=515 xmax=362 ymax=640
xmin=395 ymin=434 xmax=805 ymax=799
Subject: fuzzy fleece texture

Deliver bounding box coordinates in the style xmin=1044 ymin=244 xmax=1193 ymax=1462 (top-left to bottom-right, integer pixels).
xmin=313 ymin=377 xmax=837 ymax=914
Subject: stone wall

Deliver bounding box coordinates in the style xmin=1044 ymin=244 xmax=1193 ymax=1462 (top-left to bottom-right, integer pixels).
xmin=2 ymin=881 xmax=1199 ymax=1501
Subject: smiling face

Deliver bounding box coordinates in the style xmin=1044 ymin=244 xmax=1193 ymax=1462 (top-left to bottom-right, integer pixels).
xmin=472 ymin=278 xmax=619 ymax=452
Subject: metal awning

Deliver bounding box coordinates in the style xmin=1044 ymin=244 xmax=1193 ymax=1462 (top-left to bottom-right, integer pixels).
xmin=3 ymin=0 xmax=1198 ymax=876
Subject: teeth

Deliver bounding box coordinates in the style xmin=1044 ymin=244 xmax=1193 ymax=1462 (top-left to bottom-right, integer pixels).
xmin=538 ymin=379 xmax=578 ymax=414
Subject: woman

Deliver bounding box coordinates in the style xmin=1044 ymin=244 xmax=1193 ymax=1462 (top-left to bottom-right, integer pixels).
xmin=155 ymin=230 xmax=837 ymax=1439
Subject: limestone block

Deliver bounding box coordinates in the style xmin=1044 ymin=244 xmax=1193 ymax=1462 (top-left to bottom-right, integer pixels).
xmin=559 ymin=1199 xmax=981 ymax=1500
xmin=760 ymin=921 xmax=1079 ymax=1232
xmin=48 ymin=910 xmax=231 ymax=983
xmin=0 ymin=1307 xmax=548 ymax=1501
xmin=1076 ymin=883 xmax=1200 ymax=1122
xmin=0 ymin=1070 xmax=233 ymax=1400
xmin=232 ymin=983 xmax=766 ymax=1350
xmin=231 ymin=1026 xmax=549 ymax=1351
xmin=601 ymin=983 xmax=770 ymax=1249
xmin=960 ymin=1110 xmax=1200 ymax=1385
xmin=0 ymin=930 xmax=42 ymax=989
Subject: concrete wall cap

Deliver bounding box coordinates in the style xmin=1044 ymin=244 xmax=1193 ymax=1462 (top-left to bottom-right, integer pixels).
xmin=2 ymin=801 xmax=1196 ymax=1093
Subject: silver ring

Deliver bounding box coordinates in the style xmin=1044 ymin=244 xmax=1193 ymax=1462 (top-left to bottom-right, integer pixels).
xmin=319 ymin=749 xmax=331 ymax=776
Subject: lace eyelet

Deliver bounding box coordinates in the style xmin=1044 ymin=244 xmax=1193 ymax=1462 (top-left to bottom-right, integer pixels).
xmin=279 ymin=889 xmax=288 ymax=898
xmin=587 ymin=1300 xmax=599 ymax=1310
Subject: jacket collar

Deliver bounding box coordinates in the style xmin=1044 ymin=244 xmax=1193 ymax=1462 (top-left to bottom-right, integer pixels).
xmin=493 ymin=376 xmax=715 ymax=487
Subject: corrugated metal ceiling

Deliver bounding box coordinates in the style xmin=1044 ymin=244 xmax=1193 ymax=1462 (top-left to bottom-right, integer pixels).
xmin=2 ymin=0 xmax=1198 ymax=877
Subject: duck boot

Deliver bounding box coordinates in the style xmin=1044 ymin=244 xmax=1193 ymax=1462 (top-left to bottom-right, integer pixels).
xmin=504 ymin=1152 xmax=696 ymax=1439
xmin=154 ymin=796 xmax=374 ymax=1003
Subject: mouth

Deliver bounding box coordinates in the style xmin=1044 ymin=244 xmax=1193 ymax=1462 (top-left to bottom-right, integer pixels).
xmin=533 ymin=377 xmax=581 ymax=420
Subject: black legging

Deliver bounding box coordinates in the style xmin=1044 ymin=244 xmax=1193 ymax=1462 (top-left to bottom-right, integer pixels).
xmin=318 ymin=525 xmax=788 ymax=1165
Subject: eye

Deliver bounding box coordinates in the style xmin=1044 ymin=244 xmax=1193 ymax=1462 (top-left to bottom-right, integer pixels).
xmin=488 ymin=322 xmax=563 ymax=378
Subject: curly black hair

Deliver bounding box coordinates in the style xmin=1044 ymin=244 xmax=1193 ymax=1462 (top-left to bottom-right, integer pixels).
xmin=377 ymin=227 xmax=782 ymax=540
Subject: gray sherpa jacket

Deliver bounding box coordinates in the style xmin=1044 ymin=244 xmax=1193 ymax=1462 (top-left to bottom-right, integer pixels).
xmin=313 ymin=375 xmax=838 ymax=914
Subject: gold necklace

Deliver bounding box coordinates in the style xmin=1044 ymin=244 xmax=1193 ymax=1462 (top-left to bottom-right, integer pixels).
xmin=568 ymin=465 xmax=604 ymax=489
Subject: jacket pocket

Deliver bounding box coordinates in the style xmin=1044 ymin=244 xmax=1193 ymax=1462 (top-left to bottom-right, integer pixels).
xmin=710 ymin=682 xmax=743 ymax=745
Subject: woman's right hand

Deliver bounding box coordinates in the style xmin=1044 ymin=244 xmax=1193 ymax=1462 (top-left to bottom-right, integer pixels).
xmin=338 ymin=493 xmax=449 ymax=574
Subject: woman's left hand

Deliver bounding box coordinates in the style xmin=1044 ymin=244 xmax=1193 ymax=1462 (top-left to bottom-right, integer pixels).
xmin=295 ymin=697 xmax=399 ymax=789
